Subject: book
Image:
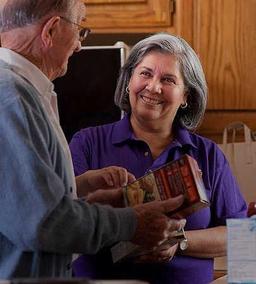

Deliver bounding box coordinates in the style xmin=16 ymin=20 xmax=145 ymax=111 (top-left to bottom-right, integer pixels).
xmin=111 ymin=154 xmax=210 ymax=263
xmin=123 ymin=154 xmax=209 ymax=218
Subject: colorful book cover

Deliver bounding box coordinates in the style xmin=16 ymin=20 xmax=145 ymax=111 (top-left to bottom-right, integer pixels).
xmin=123 ymin=154 xmax=209 ymax=218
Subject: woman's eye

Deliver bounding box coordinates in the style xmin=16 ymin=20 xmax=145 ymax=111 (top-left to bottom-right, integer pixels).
xmin=140 ymin=71 xmax=151 ymax=77
xmin=163 ymin=77 xmax=175 ymax=84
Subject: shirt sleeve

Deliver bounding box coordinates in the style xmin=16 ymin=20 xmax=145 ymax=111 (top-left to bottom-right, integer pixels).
xmin=0 ymin=78 xmax=136 ymax=255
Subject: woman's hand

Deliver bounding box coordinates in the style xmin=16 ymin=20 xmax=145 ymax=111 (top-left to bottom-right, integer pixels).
xmin=76 ymin=166 xmax=136 ymax=197
xmin=135 ymin=243 xmax=179 ymax=263
xmin=133 ymin=215 xmax=186 ymax=263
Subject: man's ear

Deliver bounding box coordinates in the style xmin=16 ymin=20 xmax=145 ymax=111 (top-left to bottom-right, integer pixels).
xmin=41 ymin=16 xmax=61 ymax=48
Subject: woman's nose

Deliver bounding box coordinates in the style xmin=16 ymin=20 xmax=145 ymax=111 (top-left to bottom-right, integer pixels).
xmin=146 ymin=79 xmax=162 ymax=94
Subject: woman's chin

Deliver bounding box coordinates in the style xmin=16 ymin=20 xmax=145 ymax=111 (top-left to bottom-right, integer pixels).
xmin=136 ymin=109 xmax=161 ymax=121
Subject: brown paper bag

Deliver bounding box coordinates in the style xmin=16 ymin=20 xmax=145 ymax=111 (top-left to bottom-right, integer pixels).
xmin=218 ymin=121 xmax=256 ymax=203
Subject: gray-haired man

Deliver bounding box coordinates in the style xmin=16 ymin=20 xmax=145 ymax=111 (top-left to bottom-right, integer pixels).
xmin=0 ymin=0 xmax=184 ymax=279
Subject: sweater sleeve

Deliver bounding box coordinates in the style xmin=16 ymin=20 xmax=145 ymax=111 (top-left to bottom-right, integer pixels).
xmin=0 ymin=74 xmax=137 ymax=255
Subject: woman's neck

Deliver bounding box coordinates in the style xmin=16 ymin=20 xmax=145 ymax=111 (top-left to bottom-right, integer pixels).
xmin=130 ymin=115 xmax=173 ymax=159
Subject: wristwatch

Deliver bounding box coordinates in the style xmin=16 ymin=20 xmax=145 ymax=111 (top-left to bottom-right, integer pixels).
xmin=179 ymin=227 xmax=188 ymax=251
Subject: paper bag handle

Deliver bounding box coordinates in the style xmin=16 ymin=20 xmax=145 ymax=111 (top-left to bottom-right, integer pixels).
xmin=222 ymin=121 xmax=253 ymax=165
xmin=222 ymin=121 xmax=252 ymax=144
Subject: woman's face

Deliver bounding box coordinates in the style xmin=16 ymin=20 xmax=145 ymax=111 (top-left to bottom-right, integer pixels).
xmin=128 ymin=51 xmax=187 ymax=126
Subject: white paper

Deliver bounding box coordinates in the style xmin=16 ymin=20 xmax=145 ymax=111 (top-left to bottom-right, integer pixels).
xmin=227 ymin=217 xmax=256 ymax=283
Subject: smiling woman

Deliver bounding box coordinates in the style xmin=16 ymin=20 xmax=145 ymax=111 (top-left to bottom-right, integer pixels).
xmin=114 ymin=33 xmax=206 ymax=131
xmin=69 ymin=32 xmax=247 ymax=284
xmin=127 ymin=51 xmax=187 ymax=131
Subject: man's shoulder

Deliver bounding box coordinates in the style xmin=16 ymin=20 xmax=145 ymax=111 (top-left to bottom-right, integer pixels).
xmin=0 ymin=60 xmax=40 ymax=108
xmin=0 ymin=60 xmax=34 ymax=94
xmin=0 ymin=60 xmax=21 ymax=81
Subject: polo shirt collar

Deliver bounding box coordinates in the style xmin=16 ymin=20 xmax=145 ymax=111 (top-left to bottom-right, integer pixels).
xmin=172 ymin=123 xmax=198 ymax=149
xmin=112 ymin=114 xmax=197 ymax=150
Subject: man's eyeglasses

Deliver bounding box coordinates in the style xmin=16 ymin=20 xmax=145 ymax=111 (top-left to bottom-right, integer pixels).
xmin=60 ymin=16 xmax=91 ymax=42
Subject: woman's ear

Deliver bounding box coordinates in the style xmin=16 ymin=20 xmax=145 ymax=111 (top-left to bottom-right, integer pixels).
xmin=40 ymin=16 xmax=61 ymax=48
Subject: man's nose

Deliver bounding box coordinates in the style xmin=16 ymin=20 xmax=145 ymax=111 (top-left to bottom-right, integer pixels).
xmin=74 ymin=41 xmax=82 ymax=53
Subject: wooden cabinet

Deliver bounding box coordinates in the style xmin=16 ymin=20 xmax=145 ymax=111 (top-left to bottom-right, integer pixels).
xmin=83 ymin=0 xmax=175 ymax=33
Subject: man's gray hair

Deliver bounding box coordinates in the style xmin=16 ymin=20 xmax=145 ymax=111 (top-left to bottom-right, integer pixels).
xmin=0 ymin=0 xmax=78 ymax=32
xmin=114 ymin=33 xmax=207 ymax=131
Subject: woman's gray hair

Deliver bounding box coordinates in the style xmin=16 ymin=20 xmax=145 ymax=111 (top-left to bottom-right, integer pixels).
xmin=0 ymin=0 xmax=78 ymax=32
xmin=114 ymin=33 xmax=207 ymax=131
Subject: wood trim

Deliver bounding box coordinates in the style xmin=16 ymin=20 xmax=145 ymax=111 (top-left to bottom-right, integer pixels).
xmin=86 ymin=0 xmax=146 ymax=3
xmin=197 ymin=110 xmax=256 ymax=143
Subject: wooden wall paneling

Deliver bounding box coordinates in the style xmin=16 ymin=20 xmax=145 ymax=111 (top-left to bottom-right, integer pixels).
xmin=192 ymin=0 xmax=256 ymax=110
xmin=174 ymin=0 xmax=194 ymax=46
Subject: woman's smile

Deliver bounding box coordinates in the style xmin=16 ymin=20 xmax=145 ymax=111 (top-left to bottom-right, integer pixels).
xmin=139 ymin=94 xmax=164 ymax=106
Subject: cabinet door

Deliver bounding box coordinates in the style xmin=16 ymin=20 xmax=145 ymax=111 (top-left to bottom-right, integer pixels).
xmin=193 ymin=0 xmax=256 ymax=110
xmin=83 ymin=0 xmax=174 ymax=32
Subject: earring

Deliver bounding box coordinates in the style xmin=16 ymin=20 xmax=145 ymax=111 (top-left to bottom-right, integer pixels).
xmin=126 ymin=86 xmax=129 ymax=94
xmin=180 ymin=102 xmax=188 ymax=109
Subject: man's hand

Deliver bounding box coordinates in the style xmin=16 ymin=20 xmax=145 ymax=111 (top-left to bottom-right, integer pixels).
xmin=131 ymin=195 xmax=185 ymax=249
xmin=76 ymin=166 xmax=136 ymax=197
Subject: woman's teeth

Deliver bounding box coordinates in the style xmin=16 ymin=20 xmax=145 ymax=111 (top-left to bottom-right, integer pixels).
xmin=140 ymin=95 xmax=163 ymax=105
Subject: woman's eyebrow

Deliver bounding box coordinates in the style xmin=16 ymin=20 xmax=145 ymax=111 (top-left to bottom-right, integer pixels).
xmin=140 ymin=66 xmax=178 ymax=78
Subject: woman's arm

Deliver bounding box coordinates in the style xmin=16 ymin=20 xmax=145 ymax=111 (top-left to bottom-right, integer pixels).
xmin=180 ymin=225 xmax=226 ymax=258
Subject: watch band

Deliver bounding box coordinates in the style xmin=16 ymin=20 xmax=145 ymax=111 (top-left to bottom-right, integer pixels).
xmin=179 ymin=227 xmax=188 ymax=251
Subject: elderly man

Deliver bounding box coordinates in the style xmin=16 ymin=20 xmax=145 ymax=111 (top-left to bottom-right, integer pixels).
xmin=0 ymin=0 xmax=185 ymax=280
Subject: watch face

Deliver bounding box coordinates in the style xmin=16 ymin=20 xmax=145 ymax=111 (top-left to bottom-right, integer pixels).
xmin=180 ymin=239 xmax=188 ymax=250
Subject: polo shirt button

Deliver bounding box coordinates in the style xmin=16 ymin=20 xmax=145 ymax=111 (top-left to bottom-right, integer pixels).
xmin=144 ymin=151 xmax=149 ymax=156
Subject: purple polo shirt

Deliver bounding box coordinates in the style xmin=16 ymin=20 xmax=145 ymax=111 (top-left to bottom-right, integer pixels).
xmin=69 ymin=115 xmax=247 ymax=284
